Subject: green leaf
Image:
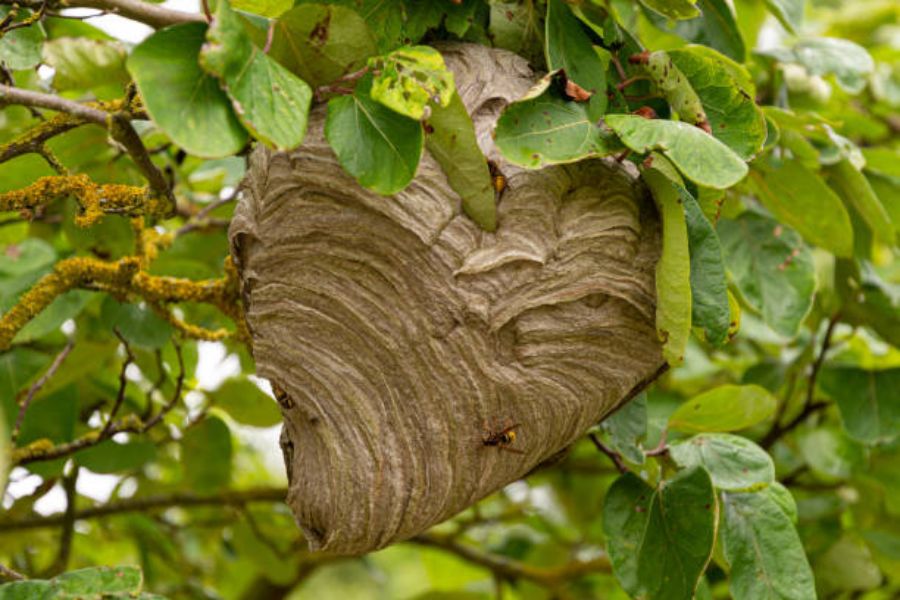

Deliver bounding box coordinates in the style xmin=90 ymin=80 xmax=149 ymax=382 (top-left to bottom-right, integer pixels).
xmin=798 ymin=427 xmax=865 ymax=481
xmin=669 ymin=433 xmax=774 ymax=491
xmin=269 ymin=4 xmax=377 ymax=88
xmin=766 ymin=481 xmax=798 ymax=523
xmin=369 ymin=45 xmax=454 ymax=120
xmin=749 ymin=160 xmax=854 ymax=257
xmin=17 ymin=385 xmax=77 ymax=447
xmin=763 ymin=0 xmax=803 ymax=33
xmin=0 ymin=238 xmax=55 ymax=278
xmin=835 ymin=260 xmax=900 ymax=348
xmin=819 ymin=367 xmax=900 ymax=445
xmin=606 ymin=114 xmax=748 ymax=189
xmin=324 ymin=74 xmax=423 ymax=195
xmin=213 ymin=378 xmax=282 ymax=427
xmin=74 ymin=440 xmax=157 ymax=474
xmin=604 ymin=467 xmax=717 ymax=600
xmin=494 ymin=73 xmax=618 ymax=168
xmin=792 ymin=37 xmax=874 ymax=93
xmin=646 ymin=0 xmax=745 ymax=62
xmin=424 ymin=92 xmax=496 ymax=231
xmin=233 ymin=0 xmax=291 ymax=17
xmin=127 ymin=22 xmax=248 ymax=158
xmin=601 ymin=393 xmax=648 ymax=464
xmin=721 ymin=490 xmax=816 ymax=600
xmin=545 ymin=0 xmax=607 ymax=120
xmin=644 ymin=51 xmax=710 ymax=131
xmin=0 ymin=8 xmax=45 ymax=70
xmin=201 ymin=0 xmax=312 ymax=150
xmin=669 ymin=384 xmax=777 ymax=433
xmin=295 ymin=0 xmax=404 ymax=53
xmin=0 ymin=409 xmax=7 ymax=494
xmin=12 ymin=290 xmax=92 ymax=344
xmin=489 ymin=1 xmax=544 ymax=64
xmin=682 ymin=186 xmax=730 ymax=345
xmin=668 ymin=46 xmax=766 ymax=160
xmin=182 ymin=416 xmax=232 ymax=491
xmin=53 ymin=566 xmax=143 ymax=596
xmin=639 ymin=0 xmax=700 ymax=20
xmin=100 ymin=298 xmax=174 ymax=350
xmin=825 ymin=158 xmax=895 ymax=247
xmin=643 ymin=167 xmax=691 ymax=366
xmin=718 ymin=212 xmax=815 ymax=338
xmin=0 ymin=347 xmax=49 ymax=429
xmin=42 ymin=37 xmax=128 ymax=97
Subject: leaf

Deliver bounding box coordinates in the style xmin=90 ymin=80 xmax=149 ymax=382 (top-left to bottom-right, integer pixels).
xmin=201 ymin=0 xmax=312 ymax=150
xmin=835 ymin=260 xmax=900 ymax=348
xmin=269 ymin=3 xmax=377 ymax=88
xmin=825 ymin=158 xmax=895 ymax=246
xmin=792 ymin=37 xmax=874 ymax=93
xmin=324 ymin=74 xmax=423 ymax=195
xmin=54 ymin=566 xmax=143 ymax=596
xmin=545 ymin=0 xmax=607 ymax=120
xmin=606 ymin=114 xmax=748 ymax=189
xmin=639 ymin=0 xmax=700 ymax=20
xmin=646 ymin=0 xmax=745 ymax=62
xmin=100 ymin=298 xmax=174 ymax=350
xmin=424 ymin=92 xmax=496 ymax=231
xmin=669 ymin=433 xmax=774 ymax=491
xmin=0 ymin=8 xmax=45 ymax=70
xmin=717 ymin=212 xmax=815 ymax=338
xmin=819 ymin=367 xmax=900 ymax=445
xmin=12 ymin=290 xmax=92 ymax=344
xmin=668 ymin=46 xmax=766 ymax=160
xmin=296 ymin=0 xmax=405 ymax=53
xmin=669 ymin=384 xmax=777 ymax=433
xmin=748 ymin=160 xmax=854 ymax=257
xmin=604 ymin=467 xmax=717 ymax=600
xmin=494 ymin=73 xmax=619 ymax=168
xmin=489 ymin=1 xmax=544 ymax=64
xmin=766 ymin=481 xmax=798 ymax=524
xmin=0 ymin=238 xmax=56 ymax=277
xmin=763 ymin=0 xmax=803 ymax=33
xmin=601 ymin=393 xmax=648 ymax=464
xmin=0 ymin=348 xmax=49 ymax=428
xmin=127 ymin=22 xmax=248 ymax=158
xmin=643 ymin=167 xmax=691 ymax=366
xmin=213 ymin=378 xmax=282 ymax=427
xmin=644 ymin=51 xmax=709 ymax=131
xmin=233 ymin=0 xmax=291 ymax=17
xmin=721 ymin=490 xmax=816 ymax=600
xmin=369 ymin=45 xmax=454 ymax=120
xmin=74 ymin=440 xmax=157 ymax=473
xmin=42 ymin=37 xmax=129 ymax=97
xmin=182 ymin=416 xmax=232 ymax=491
xmin=682 ymin=186 xmax=730 ymax=345
xmin=798 ymin=427 xmax=865 ymax=481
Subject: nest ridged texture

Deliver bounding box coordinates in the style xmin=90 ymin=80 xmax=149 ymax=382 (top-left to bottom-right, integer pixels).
xmin=229 ymin=43 xmax=664 ymax=555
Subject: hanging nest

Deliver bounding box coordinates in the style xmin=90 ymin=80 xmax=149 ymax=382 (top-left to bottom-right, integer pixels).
xmin=229 ymin=43 xmax=664 ymax=556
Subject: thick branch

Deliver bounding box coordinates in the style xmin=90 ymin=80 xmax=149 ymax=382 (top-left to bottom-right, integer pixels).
xmin=0 ymin=85 xmax=108 ymax=123
xmin=0 ymin=0 xmax=203 ymax=28
xmin=411 ymin=534 xmax=610 ymax=588
xmin=0 ymin=488 xmax=287 ymax=532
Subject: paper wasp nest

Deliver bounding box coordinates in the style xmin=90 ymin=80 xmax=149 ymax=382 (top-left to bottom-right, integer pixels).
xmin=229 ymin=43 xmax=664 ymax=555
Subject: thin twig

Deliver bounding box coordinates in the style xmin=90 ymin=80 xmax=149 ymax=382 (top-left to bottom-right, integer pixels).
xmin=44 ymin=467 xmax=79 ymax=577
xmin=644 ymin=430 xmax=668 ymax=457
xmin=102 ymin=329 xmax=135 ymax=437
xmin=142 ymin=341 xmax=184 ymax=431
xmin=12 ymin=339 xmax=75 ymax=443
xmin=761 ymin=314 xmax=840 ymax=449
xmin=588 ymin=433 xmax=629 ymax=474
xmin=0 ymin=85 xmax=109 ymax=123
xmin=0 ymin=563 xmax=26 ymax=582
xmin=0 ymin=0 xmax=203 ymax=28
xmin=0 ymin=488 xmax=288 ymax=531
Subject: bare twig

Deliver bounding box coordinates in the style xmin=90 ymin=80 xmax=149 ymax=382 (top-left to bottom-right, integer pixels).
xmin=44 ymin=467 xmax=79 ymax=577
xmin=0 ymin=563 xmax=26 ymax=582
xmin=0 ymin=85 xmax=108 ymax=123
xmin=411 ymin=533 xmax=610 ymax=588
xmin=102 ymin=329 xmax=135 ymax=437
xmin=0 ymin=488 xmax=287 ymax=532
xmin=0 ymin=0 xmax=203 ymax=28
xmin=588 ymin=433 xmax=629 ymax=474
xmin=761 ymin=314 xmax=841 ymax=449
xmin=12 ymin=339 xmax=75 ymax=443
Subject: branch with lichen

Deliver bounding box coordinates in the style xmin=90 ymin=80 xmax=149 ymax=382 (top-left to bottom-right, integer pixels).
xmin=0 ymin=254 xmax=247 ymax=350
xmin=0 ymin=174 xmax=164 ymax=226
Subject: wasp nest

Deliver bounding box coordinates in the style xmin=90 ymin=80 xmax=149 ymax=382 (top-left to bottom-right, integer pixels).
xmin=229 ymin=43 xmax=664 ymax=555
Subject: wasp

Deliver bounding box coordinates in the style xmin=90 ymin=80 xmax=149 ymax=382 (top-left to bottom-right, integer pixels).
xmin=488 ymin=160 xmax=507 ymax=198
xmin=482 ymin=420 xmax=524 ymax=454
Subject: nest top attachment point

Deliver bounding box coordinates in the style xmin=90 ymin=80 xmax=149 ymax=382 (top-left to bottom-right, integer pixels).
xmin=229 ymin=43 xmax=663 ymax=555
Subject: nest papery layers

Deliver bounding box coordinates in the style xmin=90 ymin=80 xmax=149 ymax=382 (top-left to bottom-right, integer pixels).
xmin=229 ymin=43 xmax=664 ymax=555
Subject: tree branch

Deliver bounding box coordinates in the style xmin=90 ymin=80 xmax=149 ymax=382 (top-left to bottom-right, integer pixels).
xmin=0 ymin=563 xmax=26 ymax=582
xmin=0 ymin=85 xmax=108 ymax=123
xmin=0 ymin=0 xmax=203 ymax=28
xmin=12 ymin=339 xmax=74 ymax=443
xmin=588 ymin=433 xmax=629 ymax=474
xmin=0 ymin=488 xmax=287 ymax=532
xmin=410 ymin=534 xmax=610 ymax=588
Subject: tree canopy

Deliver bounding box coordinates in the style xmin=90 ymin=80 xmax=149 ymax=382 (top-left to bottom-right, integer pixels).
xmin=0 ymin=0 xmax=898 ymax=598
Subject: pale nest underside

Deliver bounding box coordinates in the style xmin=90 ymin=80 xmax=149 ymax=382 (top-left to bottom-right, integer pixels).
xmin=229 ymin=43 xmax=664 ymax=555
